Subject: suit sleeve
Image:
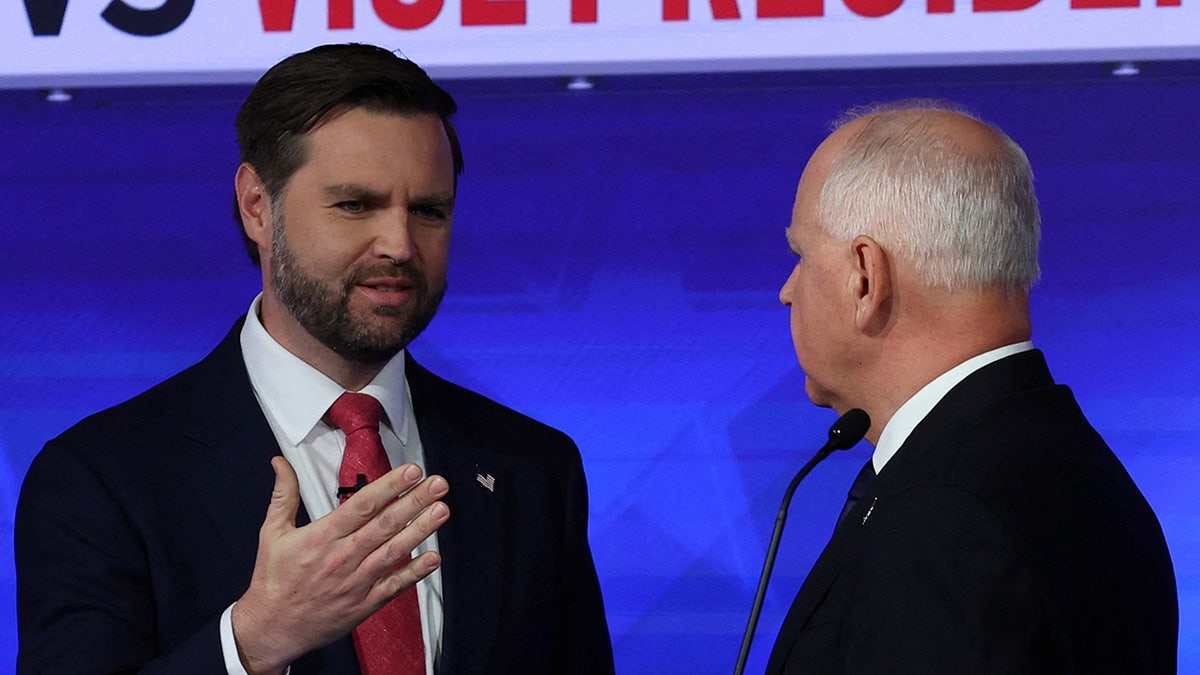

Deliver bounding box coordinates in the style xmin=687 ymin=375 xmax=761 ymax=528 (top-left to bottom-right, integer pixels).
xmin=839 ymin=485 xmax=1046 ymax=675
xmin=560 ymin=441 xmax=615 ymax=673
xmin=15 ymin=439 xmax=228 ymax=674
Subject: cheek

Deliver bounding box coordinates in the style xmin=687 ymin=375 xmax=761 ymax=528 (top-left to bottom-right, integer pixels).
xmin=414 ymin=230 xmax=451 ymax=268
xmin=788 ymin=297 xmax=811 ymax=351
xmin=789 ymin=280 xmax=837 ymax=343
xmin=298 ymin=242 xmax=357 ymax=278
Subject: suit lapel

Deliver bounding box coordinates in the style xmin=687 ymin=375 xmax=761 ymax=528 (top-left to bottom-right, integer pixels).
xmin=407 ymin=355 xmax=505 ymax=673
xmin=792 ymin=350 xmax=1055 ymax=620
xmin=770 ymin=351 xmax=1056 ymax=672
xmin=172 ymin=321 xmax=285 ymax=577
xmin=769 ymin=487 xmax=873 ymax=669
xmin=171 ymin=319 xmax=357 ymax=673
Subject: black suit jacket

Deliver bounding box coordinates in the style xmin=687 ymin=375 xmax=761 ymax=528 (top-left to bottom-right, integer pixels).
xmin=15 ymin=320 xmax=614 ymax=674
xmin=767 ymin=350 xmax=1177 ymax=674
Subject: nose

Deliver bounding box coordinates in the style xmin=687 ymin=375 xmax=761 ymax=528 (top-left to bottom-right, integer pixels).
xmin=779 ymin=267 xmax=797 ymax=306
xmin=371 ymin=209 xmax=414 ymax=263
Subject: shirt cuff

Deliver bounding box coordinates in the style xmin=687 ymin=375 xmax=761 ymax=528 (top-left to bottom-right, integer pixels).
xmin=222 ymin=603 xmax=291 ymax=675
xmin=220 ymin=604 xmax=252 ymax=675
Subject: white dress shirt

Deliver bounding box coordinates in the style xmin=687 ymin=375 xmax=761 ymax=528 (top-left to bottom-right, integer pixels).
xmin=872 ymin=342 xmax=1034 ymax=474
xmin=218 ymin=294 xmax=442 ymax=674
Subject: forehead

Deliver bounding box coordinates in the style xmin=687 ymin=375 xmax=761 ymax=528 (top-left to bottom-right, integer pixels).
xmin=787 ymin=118 xmax=874 ymax=259
xmin=802 ymin=120 xmax=860 ymax=192
xmin=296 ymin=108 xmax=454 ymax=186
xmin=788 ymin=126 xmax=853 ymax=237
xmin=305 ymin=108 xmax=446 ymax=151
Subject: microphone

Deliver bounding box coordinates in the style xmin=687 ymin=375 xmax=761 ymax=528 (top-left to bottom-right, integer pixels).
xmin=733 ymin=408 xmax=871 ymax=675
xmin=336 ymin=473 xmax=368 ymax=502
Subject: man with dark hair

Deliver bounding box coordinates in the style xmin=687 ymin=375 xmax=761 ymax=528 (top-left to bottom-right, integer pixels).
xmin=767 ymin=101 xmax=1177 ymax=673
xmin=16 ymin=43 xmax=613 ymax=674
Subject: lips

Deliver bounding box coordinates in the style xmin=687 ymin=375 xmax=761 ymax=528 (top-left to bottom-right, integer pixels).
xmin=355 ymin=275 xmax=416 ymax=307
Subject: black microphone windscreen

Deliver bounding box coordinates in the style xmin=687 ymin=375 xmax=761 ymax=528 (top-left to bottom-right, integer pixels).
xmin=827 ymin=408 xmax=871 ymax=450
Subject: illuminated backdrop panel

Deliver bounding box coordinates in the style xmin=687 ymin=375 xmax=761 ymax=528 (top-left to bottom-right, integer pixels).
xmin=1 ymin=62 xmax=1198 ymax=672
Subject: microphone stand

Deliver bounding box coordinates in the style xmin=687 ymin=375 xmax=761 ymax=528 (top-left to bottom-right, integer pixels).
xmin=732 ymin=409 xmax=870 ymax=675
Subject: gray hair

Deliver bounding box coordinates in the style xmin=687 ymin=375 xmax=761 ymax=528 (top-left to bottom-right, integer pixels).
xmin=819 ymin=99 xmax=1041 ymax=291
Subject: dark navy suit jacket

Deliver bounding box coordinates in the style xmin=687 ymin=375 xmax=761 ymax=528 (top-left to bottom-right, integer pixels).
xmin=767 ymin=350 xmax=1177 ymax=674
xmin=16 ymin=319 xmax=614 ymax=674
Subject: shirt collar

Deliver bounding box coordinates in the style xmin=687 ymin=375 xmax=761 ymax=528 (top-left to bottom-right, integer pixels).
xmin=239 ymin=293 xmax=411 ymax=448
xmin=872 ymin=341 xmax=1033 ymax=474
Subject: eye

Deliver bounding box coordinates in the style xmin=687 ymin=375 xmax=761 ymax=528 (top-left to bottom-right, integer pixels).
xmin=335 ymin=200 xmax=366 ymax=214
xmin=411 ymin=205 xmax=449 ymax=221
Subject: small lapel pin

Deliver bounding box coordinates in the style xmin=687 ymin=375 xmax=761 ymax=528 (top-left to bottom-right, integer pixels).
xmin=861 ymin=497 xmax=877 ymax=525
xmin=476 ymin=472 xmax=495 ymax=492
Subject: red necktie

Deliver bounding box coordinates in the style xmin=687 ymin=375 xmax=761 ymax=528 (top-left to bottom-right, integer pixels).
xmin=328 ymin=392 xmax=425 ymax=675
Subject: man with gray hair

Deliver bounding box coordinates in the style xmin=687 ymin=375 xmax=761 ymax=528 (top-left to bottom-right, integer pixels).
xmin=767 ymin=101 xmax=1177 ymax=673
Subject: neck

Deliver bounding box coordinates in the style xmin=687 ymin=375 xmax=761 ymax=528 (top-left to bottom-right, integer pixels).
xmin=852 ymin=286 xmax=1031 ymax=444
xmin=257 ymin=293 xmax=389 ymax=391
xmin=308 ymin=356 xmax=388 ymax=392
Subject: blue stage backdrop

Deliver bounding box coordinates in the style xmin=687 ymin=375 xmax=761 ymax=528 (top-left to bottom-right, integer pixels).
xmin=1 ymin=62 xmax=1197 ymax=672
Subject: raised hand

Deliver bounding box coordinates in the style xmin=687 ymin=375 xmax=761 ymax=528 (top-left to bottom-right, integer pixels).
xmin=230 ymin=456 xmax=449 ymax=674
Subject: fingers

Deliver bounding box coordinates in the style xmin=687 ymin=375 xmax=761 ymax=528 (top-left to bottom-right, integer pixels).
xmin=345 ymin=474 xmax=449 ymax=566
xmin=237 ymin=461 xmax=449 ymax=670
xmin=357 ymin=499 xmax=450 ymax=575
xmin=329 ymin=464 xmax=446 ymax=537
xmin=260 ymin=456 xmax=300 ymax=540
xmin=376 ymin=550 xmax=443 ymax=600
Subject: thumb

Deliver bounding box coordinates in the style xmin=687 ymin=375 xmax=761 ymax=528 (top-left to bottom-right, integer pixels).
xmin=261 ymin=455 xmax=300 ymax=539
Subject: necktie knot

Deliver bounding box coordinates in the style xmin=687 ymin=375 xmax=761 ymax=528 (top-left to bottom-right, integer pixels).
xmin=329 ymin=392 xmax=385 ymax=436
xmin=330 ymin=392 xmax=391 ymax=492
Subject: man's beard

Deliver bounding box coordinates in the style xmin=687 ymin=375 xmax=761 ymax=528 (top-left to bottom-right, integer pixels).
xmin=269 ymin=215 xmax=445 ymax=365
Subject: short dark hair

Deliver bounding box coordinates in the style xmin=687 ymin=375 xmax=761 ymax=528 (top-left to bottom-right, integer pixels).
xmin=233 ymin=43 xmax=464 ymax=266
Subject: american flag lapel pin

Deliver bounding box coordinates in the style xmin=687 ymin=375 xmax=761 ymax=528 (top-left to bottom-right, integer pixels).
xmin=475 ymin=471 xmax=495 ymax=493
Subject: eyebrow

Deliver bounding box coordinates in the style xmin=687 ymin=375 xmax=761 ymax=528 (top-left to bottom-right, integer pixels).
xmin=410 ymin=192 xmax=456 ymax=209
xmin=322 ymin=184 xmax=456 ymax=208
xmin=323 ymin=184 xmax=386 ymax=203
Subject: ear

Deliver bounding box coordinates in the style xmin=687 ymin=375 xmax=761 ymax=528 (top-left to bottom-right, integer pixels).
xmin=235 ymin=163 xmax=272 ymax=251
xmin=849 ymin=234 xmax=892 ymax=335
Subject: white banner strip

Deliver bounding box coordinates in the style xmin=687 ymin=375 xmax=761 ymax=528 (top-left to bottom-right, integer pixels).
xmin=0 ymin=1 xmax=1196 ymax=87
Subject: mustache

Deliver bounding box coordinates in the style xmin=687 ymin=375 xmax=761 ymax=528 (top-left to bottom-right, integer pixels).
xmin=344 ymin=261 xmax=426 ymax=290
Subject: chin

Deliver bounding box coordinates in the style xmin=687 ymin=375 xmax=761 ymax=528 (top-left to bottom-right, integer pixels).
xmin=803 ymin=378 xmax=837 ymax=410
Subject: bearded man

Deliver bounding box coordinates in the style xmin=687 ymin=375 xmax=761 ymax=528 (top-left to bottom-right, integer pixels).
xmin=16 ymin=43 xmax=613 ymax=675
